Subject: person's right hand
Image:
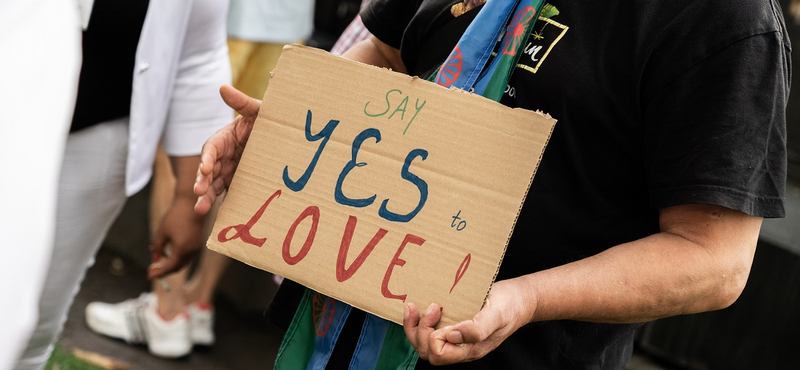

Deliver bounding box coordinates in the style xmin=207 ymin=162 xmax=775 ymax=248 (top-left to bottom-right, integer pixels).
xmin=194 ymin=85 xmax=261 ymax=215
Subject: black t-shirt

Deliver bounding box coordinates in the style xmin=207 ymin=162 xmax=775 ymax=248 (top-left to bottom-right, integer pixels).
xmin=70 ymin=0 xmax=150 ymax=132
xmin=354 ymin=0 xmax=790 ymax=369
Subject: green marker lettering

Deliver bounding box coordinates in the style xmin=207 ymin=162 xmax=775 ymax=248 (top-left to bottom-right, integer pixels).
xmin=387 ymin=95 xmax=409 ymax=121
xmin=364 ymin=89 xmax=402 ymax=117
xmin=403 ymin=98 xmax=427 ymax=135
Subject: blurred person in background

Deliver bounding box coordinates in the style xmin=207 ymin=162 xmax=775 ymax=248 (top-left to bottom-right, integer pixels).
xmin=83 ymin=0 xmax=315 ymax=359
xmin=0 ymin=0 xmax=82 ymax=368
xmin=13 ymin=0 xmax=232 ymax=368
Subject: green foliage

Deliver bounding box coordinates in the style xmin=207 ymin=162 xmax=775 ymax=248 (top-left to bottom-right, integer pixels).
xmin=45 ymin=345 xmax=108 ymax=370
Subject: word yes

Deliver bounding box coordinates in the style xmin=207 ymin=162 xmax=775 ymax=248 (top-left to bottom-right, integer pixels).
xmin=284 ymin=110 xmax=429 ymax=223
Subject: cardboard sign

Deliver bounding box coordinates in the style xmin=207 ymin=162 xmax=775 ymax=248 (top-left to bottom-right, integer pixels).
xmin=207 ymin=45 xmax=556 ymax=327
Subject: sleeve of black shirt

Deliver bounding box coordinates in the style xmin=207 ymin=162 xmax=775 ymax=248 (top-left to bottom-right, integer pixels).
xmin=643 ymin=32 xmax=789 ymax=218
xmin=360 ymin=0 xmax=422 ymax=49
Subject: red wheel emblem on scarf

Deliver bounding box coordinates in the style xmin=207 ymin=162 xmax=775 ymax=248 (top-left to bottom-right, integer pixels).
xmin=312 ymin=293 xmax=336 ymax=337
xmin=437 ymin=45 xmax=463 ymax=86
xmin=502 ymin=6 xmax=536 ymax=56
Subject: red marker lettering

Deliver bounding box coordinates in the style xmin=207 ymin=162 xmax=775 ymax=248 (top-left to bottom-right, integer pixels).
xmin=381 ymin=234 xmax=425 ymax=301
xmin=336 ymin=216 xmax=388 ymax=282
xmin=450 ymin=253 xmax=471 ymax=294
xmin=217 ymin=189 xmax=281 ymax=247
xmin=282 ymin=206 xmax=320 ymax=265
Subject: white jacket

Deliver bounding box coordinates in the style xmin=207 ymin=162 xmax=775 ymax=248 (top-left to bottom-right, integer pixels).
xmin=127 ymin=0 xmax=232 ymax=195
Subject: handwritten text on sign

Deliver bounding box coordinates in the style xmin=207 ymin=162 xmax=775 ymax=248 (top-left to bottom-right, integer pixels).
xmin=217 ymin=90 xmax=471 ymax=303
xmin=208 ymin=44 xmax=555 ymax=327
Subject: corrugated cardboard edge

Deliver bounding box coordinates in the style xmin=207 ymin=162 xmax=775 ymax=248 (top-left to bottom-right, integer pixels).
xmin=485 ymin=111 xmax=556 ymax=308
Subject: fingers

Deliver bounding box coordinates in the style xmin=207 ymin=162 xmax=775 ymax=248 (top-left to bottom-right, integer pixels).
xmin=404 ymin=303 xmax=442 ymax=360
xmin=150 ymin=232 xmax=167 ymax=262
xmin=194 ymin=86 xmax=260 ymax=219
xmin=194 ymin=194 xmax=214 ymax=215
xmin=199 ymin=140 xmax=221 ymax=177
xmin=403 ymin=303 xmax=420 ymax=343
xmin=148 ymin=248 xmax=189 ymax=280
xmin=193 ymin=167 xmax=215 ymax=215
xmin=220 ymin=84 xmax=261 ymax=118
xmin=148 ymin=235 xmax=169 ymax=279
xmin=449 ymin=319 xmax=489 ymax=345
xmin=195 ymin=138 xmax=227 ymax=214
xmin=428 ymin=327 xmax=469 ymax=365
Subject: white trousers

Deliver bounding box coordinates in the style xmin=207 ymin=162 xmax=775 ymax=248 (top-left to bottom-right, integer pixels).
xmin=0 ymin=1 xmax=81 ymax=369
xmin=15 ymin=118 xmax=130 ymax=370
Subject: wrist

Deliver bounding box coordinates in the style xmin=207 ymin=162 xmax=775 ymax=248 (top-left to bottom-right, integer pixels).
xmin=171 ymin=192 xmax=205 ymax=221
xmin=508 ymin=276 xmax=540 ymax=327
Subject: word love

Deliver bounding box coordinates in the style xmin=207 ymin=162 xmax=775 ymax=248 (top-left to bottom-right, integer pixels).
xmin=218 ymin=189 xmax=424 ymax=302
xmin=284 ymin=110 xmax=429 ymax=223
xmin=364 ymin=88 xmax=427 ymax=135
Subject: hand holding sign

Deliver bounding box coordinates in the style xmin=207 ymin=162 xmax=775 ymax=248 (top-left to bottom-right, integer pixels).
xmin=194 ymin=85 xmax=261 ymax=215
xmin=404 ymin=279 xmax=533 ymax=365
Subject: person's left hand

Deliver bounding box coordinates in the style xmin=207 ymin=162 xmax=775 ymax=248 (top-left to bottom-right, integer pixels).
xmin=147 ymin=194 xmax=205 ymax=279
xmin=403 ymin=279 xmax=533 ymax=365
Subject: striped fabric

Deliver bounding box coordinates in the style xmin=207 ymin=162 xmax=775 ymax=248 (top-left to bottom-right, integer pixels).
xmin=330 ymin=0 xmax=373 ymax=57
xmin=350 ymin=314 xmax=417 ymax=370
xmin=274 ymin=290 xmax=416 ymax=370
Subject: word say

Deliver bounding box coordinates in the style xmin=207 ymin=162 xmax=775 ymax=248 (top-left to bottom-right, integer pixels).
xmin=364 ymin=89 xmax=427 ymax=135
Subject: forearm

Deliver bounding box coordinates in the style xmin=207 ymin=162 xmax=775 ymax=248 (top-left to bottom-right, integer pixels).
xmin=149 ymin=154 xmax=206 ymax=277
xmin=342 ymin=35 xmax=406 ymax=73
xmin=170 ymin=155 xmax=204 ymax=202
xmin=511 ymin=204 xmax=761 ymax=326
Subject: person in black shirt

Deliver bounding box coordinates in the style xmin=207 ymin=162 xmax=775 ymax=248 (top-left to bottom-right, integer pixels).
xmin=195 ymin=0 xmax=790 ymax=369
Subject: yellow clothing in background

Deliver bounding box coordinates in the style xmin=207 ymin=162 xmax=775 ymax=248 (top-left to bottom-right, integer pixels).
xmin=228 ymin=38 xmax=304 ymax=100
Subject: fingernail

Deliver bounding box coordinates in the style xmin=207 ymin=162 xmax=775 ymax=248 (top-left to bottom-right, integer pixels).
xmin=403 ymin=304 xmax=410 ymax=320
xmin=425 ymin=303 xmax=435 ymax=316
xmin=152 ymin=253 xmax=160 ymax=262
xmin=448 ymin=329 xmax=464 ymax=344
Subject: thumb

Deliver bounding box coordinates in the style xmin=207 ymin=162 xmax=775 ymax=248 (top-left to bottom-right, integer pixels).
xmin=148 ymin=234 xmax=171 ymax=280
xmin=148 ymin=248 xmax=185 ymax=280
xmin=150 ymin=230 xmax=168 ymax=260
xmin=448 ymin=313 xmax=497 ymax=345
xmin=220 ymin=84 xmax=261 ymax=118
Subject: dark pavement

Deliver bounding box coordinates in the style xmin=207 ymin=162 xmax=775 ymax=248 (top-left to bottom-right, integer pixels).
xmin=57 ymin=246 xmax=284 ymax=370
xmin=54 ymin=181 xmax=800 ymax=370
xmin=56 ymin=246 xmax=673 ymax=370
xmin=52 ymin=183 xmax=675 ymax=370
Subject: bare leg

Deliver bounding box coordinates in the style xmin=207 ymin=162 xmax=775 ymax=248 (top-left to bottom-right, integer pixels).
xmin=149 ymin=146 xmax=189 ymax=320
xmin=152 ymin=38 xmax=296 ymax=315
xmin=182 ymin=196 xmax=229 ymax=306
xmin=150 ymin=146 xmax=227 ymax=317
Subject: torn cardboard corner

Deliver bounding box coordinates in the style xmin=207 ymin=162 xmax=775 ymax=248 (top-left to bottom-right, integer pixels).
xmin=207 ymin=45 xmax=556 ymax=327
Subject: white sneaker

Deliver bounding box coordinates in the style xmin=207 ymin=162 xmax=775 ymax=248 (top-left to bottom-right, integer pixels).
xmin=85 ymin=293 xmax=192 ymax=359
xmin=187 ymin=302 xmax=215 ymax=346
